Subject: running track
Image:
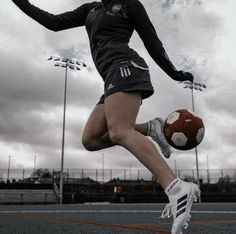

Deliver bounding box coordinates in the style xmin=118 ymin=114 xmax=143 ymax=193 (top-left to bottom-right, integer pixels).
xmin=0 ymin=203 xmax=235 ymax=233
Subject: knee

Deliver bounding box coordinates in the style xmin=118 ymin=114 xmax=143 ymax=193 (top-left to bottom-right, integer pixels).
xmin=82 ymin=135 xmax=97 ymax=151
xmin=109 ymin=127 xmax=130 ymax=145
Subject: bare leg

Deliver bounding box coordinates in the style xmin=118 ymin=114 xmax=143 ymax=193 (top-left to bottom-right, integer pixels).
xmin=104 ymin=92 xmax=175 ymax=189
xmin=82 ymin=104 xmax=148 ymax=151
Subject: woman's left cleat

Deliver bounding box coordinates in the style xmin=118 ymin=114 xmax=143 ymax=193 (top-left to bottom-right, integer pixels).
xmin=148 ymin=117 xmax=172 ymax=158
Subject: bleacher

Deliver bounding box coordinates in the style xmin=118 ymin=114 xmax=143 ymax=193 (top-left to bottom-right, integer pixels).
xmin=0 ymin=168 xmax=235 ymax=204
xmin=0 ymin=189 xmax=58 ymax=205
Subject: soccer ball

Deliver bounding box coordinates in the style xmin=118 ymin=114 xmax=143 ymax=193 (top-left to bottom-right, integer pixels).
xmin=164 ymin=109 xmax=205 ymax=150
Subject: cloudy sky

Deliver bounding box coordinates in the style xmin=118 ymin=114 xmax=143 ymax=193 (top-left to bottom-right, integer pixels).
xmin=0 ymin=0 xmax=235 ymax=174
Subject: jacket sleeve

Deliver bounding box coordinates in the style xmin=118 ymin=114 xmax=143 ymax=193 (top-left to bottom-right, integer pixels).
xmin=127 ymin=0 xmax=178 ymax=80
xmin=12 ymin=0 xmax=90 ymax=32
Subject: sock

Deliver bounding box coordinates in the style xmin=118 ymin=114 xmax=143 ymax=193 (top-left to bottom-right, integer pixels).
xmin=165 ymin=178 xmax=183 ymax=196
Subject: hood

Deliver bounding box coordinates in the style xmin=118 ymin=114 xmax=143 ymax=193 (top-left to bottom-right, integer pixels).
xmin=101 ymin=0 xmax=128 ymax=18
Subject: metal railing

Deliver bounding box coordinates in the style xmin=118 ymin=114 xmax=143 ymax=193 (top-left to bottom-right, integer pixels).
xmin=53 ymin=182 xmax=60 ymax=203
xmin=0 ymin=168 xmax=236 ymax=184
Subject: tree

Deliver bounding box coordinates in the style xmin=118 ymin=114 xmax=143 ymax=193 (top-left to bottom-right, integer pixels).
xmin=32 ymin=169 xmax=52 ymax=178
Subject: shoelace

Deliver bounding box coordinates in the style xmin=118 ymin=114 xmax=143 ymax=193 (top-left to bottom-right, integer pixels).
xmin=160 ymin=203 xmax=173 ymax=218
xmin=177 ymin=214 xmax=191 ymax=230
xmin=161 ymin=203 xmax=192 ymax=232
xmin=161 ymin=203 xmax=192 ymax=219
xmin=161 ymin=201 xmax=193 ymax=231
xmin=183 ymin=214 xmax=191 ymax=229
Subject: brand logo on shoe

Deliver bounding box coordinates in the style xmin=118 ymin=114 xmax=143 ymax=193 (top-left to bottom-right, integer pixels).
xmin=167 ymin=179 xmax=179 ymax=193
xmin=112 ymin=4 xmax=122 ymax=12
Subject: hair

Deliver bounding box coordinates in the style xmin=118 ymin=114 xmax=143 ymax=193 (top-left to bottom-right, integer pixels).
xmin=121 ymin=0 xmax=128 ymax=18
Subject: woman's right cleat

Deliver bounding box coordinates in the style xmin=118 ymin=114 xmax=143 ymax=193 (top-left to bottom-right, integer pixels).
xmin=161 ymin=179 xmax=201 ymax=234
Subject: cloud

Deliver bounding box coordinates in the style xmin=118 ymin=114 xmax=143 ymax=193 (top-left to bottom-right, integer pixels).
xmin=0 ymin=0 xmax=235 ymax=174
xmin=160 ymin=0 xmax=202 ymax=10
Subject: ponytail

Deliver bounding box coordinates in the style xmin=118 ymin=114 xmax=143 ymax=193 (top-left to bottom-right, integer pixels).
xmin=122 ymin=0 xmax=128 ymax=18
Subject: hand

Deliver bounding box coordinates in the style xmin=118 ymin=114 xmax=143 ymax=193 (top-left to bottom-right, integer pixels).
xmin=174 ymin=71 xmax=194 ymax=82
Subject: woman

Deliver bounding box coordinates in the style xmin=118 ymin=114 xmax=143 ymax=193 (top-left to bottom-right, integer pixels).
xmin=12 ymin=0 xmax=200 ymax=233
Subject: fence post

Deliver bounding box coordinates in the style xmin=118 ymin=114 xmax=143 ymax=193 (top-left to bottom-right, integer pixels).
xmin=52 ymin=169 xmax=55 ymax=184
xmin=67 ymin=169 xmax=69 ymax=184
xmin=221 ymin=169 xmax=224 ymax=179
xmin=207 ymin=168 xmax=210 ymax=184
xmin=192 ymin=169 xmax=195 ymax=182
xmin=110 ymin=169 xmax=112 ymax=181
xmin=22 ymin=169 xmax=25 ymax=182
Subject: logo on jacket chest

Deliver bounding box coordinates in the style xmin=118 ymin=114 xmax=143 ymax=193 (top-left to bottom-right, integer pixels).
xmin=112 ymin=4 xmax=122 ymax=12
xmin=106 ymin=4 xmax=123 ymax=17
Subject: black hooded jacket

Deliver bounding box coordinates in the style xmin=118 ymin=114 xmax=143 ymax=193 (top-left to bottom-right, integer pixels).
xmin=12 ymin=0 xmax=178 ymax=80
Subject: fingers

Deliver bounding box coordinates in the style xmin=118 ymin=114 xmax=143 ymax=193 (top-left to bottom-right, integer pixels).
xmin=175 ymin=71 xmax=194 ymax=82
xmin=182 ymin=72 xmax=194 ymax=82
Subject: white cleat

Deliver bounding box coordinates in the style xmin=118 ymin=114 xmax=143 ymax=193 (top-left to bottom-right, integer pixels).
xmin=148 ymin=117 xmax=172 ymax=158
xmin=161 ymin=181 xmax=201 ymax=234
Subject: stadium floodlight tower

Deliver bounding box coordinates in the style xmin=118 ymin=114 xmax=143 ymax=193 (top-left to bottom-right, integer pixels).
xmin=48 ymin=56 xmax=87 ymax=204
xmin=179 ymin=80 xmax=206 ymax=202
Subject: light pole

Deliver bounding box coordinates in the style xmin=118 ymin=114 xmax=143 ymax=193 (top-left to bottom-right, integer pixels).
xmin=34 ymin=155 xmax=37 ymax=173
xmin=7 ymin=156 xmax=11 ymax=182
xmin=180 ymin=80 xmax=206 ymax=201
xmin=48 ymin=56 xmax=87 ymax=204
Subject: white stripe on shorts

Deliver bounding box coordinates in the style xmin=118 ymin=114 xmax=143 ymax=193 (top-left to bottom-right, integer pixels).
xmin=123 ymin=67 xmax=128 ymax=77
xmin=120 ymin=67 xmax=124 ymax=77
xmin=126 ymin=67 xmax=131 ymax=76
xmin=120 ymin=67 xmax=131 ymax=78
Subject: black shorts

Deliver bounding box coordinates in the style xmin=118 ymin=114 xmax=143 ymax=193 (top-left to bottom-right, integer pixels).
xmin=97 ymin=60 xmax=154 ymax=105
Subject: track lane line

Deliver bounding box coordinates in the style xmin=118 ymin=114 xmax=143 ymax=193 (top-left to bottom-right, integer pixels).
xmin=2 ymin=213 xmax=171 ymax=234
xmin=0 ymin=210 xmax=235 ymax=214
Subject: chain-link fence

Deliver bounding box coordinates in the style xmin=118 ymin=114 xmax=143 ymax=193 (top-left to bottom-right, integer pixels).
xmin=0 ymin=168 xmax=236 ymax=184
